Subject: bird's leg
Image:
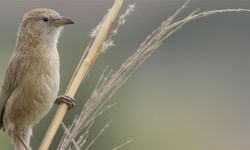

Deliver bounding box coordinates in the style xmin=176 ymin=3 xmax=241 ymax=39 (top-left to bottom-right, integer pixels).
xmin=55 ymin=95 xmax=75 ymax=110
xmin=12 ymin=127 xmax=32 ymax=150
xmin=17 ymin=135 xmax=30 ymax=150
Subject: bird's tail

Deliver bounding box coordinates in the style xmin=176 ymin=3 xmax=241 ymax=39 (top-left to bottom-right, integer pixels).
xmin=11 ymin=128 xmax=32 ymax=150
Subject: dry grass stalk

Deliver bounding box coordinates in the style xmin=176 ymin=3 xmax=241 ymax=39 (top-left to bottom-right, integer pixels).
xmin=111 ymin=140 xmax=133 ymax=150
xmin=38 ymin=0 xmax=124 ymax=149
xmin=57 ymin=1 xmax=250 ymax=150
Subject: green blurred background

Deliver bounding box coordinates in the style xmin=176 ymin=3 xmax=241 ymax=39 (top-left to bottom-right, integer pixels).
xmin=1 ymin=0 xmax=250 ymax=149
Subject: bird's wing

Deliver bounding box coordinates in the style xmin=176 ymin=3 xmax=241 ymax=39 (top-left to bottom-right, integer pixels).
xmin=0 ymin=54 xmax=24 ymax=130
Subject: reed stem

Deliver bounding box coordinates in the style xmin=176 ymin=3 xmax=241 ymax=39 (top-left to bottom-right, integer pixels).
xmin=38 ymin=0 xmax=124 ymax=149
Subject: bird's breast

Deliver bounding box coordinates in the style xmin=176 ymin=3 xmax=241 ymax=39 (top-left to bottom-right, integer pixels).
xmin=19 ymin=47 xmax=60 ymax=123
xmin=28 ymin=48 xmax=60 ymax=106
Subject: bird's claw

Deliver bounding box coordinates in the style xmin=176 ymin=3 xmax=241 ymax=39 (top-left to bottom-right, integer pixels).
xmin=55 ymin=95 xmax=75 ymax=110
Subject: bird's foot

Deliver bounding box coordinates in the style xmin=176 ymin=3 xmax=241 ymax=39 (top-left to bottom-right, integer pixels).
xmin=55 ymin=95 xmax=75 ymax=110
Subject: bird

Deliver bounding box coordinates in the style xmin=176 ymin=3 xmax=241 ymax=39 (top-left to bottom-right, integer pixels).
xmin=0 ymin=8 xmax=75 ymax=150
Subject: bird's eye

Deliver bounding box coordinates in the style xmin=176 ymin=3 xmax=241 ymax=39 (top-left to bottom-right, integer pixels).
xmin=42 ymin=17 xmax=49 ymax=22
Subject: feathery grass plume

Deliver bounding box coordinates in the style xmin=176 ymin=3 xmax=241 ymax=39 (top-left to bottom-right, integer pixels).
xmin=102 ymin=4 xmax=135 ymax=52
xmin=58 ymin=1 xmax=250 ymax=149
xmin=89 ymin=3 xmax=135 ymax=39
xmin=89 ymin=9 xmax=111 ymax=38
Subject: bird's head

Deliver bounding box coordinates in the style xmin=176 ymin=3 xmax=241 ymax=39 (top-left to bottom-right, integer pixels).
xmin=18 ymin=8 xmax=74 ymax=44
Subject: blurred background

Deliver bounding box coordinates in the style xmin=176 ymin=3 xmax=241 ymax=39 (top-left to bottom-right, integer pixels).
xmin=1 ymin=0 xmax=250 ymax=149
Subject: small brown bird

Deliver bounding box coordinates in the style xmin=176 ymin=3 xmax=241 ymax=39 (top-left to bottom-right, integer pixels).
xmin=0 ymin=8 xmax=74 ymax=150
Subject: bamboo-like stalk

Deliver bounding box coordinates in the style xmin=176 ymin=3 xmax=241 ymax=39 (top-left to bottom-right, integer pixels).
xmin=38 ymin=0 xmax=124 ymax=149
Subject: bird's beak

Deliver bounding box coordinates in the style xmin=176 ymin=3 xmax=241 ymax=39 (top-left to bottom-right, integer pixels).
xmin=54 ymin=16 xmax=75 ymax=27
